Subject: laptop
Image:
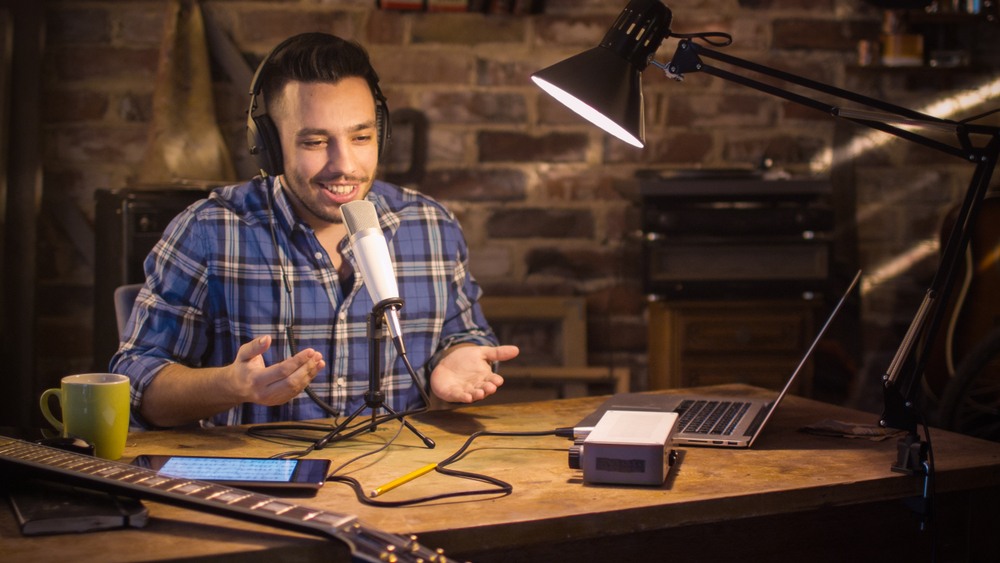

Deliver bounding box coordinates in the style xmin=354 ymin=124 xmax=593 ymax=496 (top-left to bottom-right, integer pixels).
xmin=577 ymin=270 xmax=862 ymax=448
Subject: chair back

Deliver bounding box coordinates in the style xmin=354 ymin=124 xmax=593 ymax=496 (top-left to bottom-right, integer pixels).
xmin=113 ymin=283 xmax=144 ymax=339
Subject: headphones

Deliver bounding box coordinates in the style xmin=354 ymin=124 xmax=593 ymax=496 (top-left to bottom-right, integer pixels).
xmin=246 ymin=33 xmax=391 ymax=177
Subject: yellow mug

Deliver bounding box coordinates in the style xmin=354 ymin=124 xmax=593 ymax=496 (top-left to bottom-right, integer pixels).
xmin=40 ymin=373 xmax=131 ymax=460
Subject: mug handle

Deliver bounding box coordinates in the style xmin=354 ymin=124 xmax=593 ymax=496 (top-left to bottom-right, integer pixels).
xmin=39 ymin=388 xmax=65 ymax=434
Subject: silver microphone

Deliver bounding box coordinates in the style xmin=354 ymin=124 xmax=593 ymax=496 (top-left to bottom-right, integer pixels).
xmin=341 ymin=200 xmax=405 ymax=354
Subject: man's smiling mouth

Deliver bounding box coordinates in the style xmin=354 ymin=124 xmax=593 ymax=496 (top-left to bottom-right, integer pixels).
xmin=322 ymin=183 xmax=356 ymax=195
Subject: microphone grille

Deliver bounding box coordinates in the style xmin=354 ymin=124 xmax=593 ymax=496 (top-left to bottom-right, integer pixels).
xmin=342 ymin=200 xmax=379 ymax=235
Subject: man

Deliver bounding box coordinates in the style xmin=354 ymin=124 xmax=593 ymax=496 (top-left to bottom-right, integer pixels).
xmin=111 ymin=33 xmax=518 ymax=429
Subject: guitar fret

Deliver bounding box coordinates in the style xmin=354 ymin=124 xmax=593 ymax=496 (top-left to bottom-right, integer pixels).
xmin=255 ymin=499 xmax=296 ymax=515
xmin=93 ymin=465 xmax=132 ymax=479
xmin=311 ymin=512 xmax=356 ymax=528
xmin=57 ymin=458 xmax=103 ymax=472
xmin=212 ymin=490 xmax=254 ymax=504
xmin=225 ymin=493 xmax=269 ymax=509
xmin=181 ymin=484 xmax=226 ymax=499
xmin=173 ymin=482 xmax=213 ymax=495
xmin=161 ymin=480 xmax=200 ymax=493
xmin=284 ymin=506 xmax=324 ymax=522
xmin=142 ymin=475 xmax=176 ymax=488
xmin=118 ymin=470 xmax=157 ymax=483
xmin=1 ymin=438 xmax=452 ymax=563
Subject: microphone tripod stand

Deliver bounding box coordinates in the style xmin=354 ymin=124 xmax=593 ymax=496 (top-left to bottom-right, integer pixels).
xmin=329 ymin=298 xmax=436 ymax=449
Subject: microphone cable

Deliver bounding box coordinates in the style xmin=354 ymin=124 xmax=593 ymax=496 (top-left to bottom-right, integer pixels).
xmin=255 ymin=184 xmax=434 ymax=456
xmin=327 ymin=428 xmax=559 ymax=508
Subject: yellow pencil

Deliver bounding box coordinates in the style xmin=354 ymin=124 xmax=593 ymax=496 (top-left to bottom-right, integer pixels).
xmin=369 ymin=462 xmax=438 ymax=498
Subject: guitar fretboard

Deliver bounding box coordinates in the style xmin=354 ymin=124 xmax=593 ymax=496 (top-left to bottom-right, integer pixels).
xmin=0 ymin=437 xmax=449 ymax=563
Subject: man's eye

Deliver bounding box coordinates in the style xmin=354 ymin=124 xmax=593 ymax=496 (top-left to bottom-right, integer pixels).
xmin=302 ymin=139 xmax=326 ymax=148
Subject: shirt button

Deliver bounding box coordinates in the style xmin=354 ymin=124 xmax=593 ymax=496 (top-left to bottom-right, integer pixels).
xmin=338 ymin=312 xmax=347 ymax=321
xmin=336 ymin=377 xmax=346 ymax=387
xmin=314 ymin=252 xmax=323 ymax=261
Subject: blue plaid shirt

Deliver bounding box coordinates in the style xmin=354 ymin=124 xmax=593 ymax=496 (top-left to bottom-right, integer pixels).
xmin=110 ymin=176 xmax=497 ymax=428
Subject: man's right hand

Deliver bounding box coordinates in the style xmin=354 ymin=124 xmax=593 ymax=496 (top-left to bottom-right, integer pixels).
xmin=227 ymin=335 xmax=326 ymax=406
xmin=138 ymin=335 xmax=325 ymax=428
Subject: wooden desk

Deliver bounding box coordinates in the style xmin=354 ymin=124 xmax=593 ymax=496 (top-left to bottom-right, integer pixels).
xmin=4 ymin=385 xmax=1000 ymax=562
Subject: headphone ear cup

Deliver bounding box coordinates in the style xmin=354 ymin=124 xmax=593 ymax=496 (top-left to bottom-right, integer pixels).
xmin=376 ymin=98 xmax=391 ymax=162
xmin=247 ymin=110 xmax=284 ymax=177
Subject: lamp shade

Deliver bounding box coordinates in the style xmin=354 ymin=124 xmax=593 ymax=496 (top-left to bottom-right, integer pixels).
xmin=530 ymin=0 xmax=672 ymax=148
xmin=532 ymin=47 xmax=646 ymax=148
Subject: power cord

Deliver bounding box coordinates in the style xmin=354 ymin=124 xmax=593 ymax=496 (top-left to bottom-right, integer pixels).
xmin=671 ymin=30 xmax=733 ymax=47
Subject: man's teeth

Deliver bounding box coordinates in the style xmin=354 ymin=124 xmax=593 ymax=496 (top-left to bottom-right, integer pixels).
xmin=324 ymin=184 xmax=353 ymax=195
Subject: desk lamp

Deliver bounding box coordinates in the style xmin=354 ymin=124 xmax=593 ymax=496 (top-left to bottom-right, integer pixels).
xmin=532 ymin=0 xmax=1000 ymax=475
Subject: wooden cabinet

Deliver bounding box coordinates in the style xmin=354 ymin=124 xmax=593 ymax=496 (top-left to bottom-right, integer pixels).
xmin=648 ymin=300 xmax=815 ymax=395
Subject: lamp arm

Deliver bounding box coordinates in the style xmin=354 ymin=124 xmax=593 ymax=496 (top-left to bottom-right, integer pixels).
xmin=661 ymin=37 xmax=1000 ymax=467
xmin=662 ymin=39 xmax=994 ymax=162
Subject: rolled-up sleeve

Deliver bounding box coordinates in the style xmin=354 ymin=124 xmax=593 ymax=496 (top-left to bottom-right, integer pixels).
xmin=109 ymin=206 xmax=213 ymax=428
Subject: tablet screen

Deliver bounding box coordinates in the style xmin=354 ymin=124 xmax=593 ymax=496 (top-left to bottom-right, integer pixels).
xmin=159 ymin=457 xmax=298 ymax=482
xmin=131 ymin=454 xmax=330 ymax=491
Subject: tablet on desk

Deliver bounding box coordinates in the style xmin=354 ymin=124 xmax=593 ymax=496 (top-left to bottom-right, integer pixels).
xmin=131 ymin=455 xmax=331 ymax=492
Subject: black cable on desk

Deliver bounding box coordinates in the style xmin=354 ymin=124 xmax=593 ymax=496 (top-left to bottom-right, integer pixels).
xmin=329 ymin=429 xmax=559 ymax=507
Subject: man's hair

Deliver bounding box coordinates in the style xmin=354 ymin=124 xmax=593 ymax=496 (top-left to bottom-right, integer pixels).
xmin=257 ymin=33 xmax=383 ymax=109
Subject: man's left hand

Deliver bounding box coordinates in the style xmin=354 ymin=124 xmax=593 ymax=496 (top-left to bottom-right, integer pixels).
xmin=430 ymin=344 xmax=519 ymax=403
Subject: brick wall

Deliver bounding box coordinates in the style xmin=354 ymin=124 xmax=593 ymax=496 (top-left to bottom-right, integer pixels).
xmin=34 ymin=0 xmax=1000 ymax=408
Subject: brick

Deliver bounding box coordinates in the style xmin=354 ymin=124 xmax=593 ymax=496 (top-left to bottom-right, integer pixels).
xmin=238 ymin=10 xmax=359 ymax=47
xmin=422 ymin=168 xmax=527 ymax=201
xmin=478 ymin=131 xmax=589 ymax=163
xmin=543 ymin=0 xmax=620 ymax=15
xmin=782 ymin=101 xmax=830 ymax=121
xmin=666 ymin=93 xmax=775 ymax=128
xmin=604 ymin=132 xmax=713 ymax=165
xmin=525 ymin=247 xmax=619 ymax=280
xmin=420 ymin=91 xmax=527 ymax=124
xmin=739 ymin=0 xmax=835 ymax=8
xmin=426 ymin=128 xmax=469 ymax=162
xmin=375 ymin=50 xmax=472 ymax=85
xmin=50 ymin=45 xmax=160 ymax=82
xmin=411 ymin=13 xmax=525 ymax=44
xmin=534 ymin=14 xmax=616 ymax=47
xmin=366 ymin=10 xmax=408 ymax=44
xmin=771 ymin=19 xmax=872 ymax=51
xmin=477 ymin=58 xmax=538 ymax=87
xmin=487 ymin=208 xmax=594 ymax=238
xmin=45 ymin=7 xmax=111 ymax=44
xmin=42 ymin=90 xmax=109 ymax=123
xmin=480 ymin=283 xmax=578 ymax=303
xmin=119 ymin=5 xmax=168 ymax=46
xmin=903 ymin=143 xmax=963 ymax=167
xmin=469 ymin=245 xmax=514 ymax=279
xmin=48 ymin=125 xmax=148 ymax=164
xmin=537 ymin=169 xmax=621 ymax=201
xmin=723 ymin=133 xmax=828 ymax=165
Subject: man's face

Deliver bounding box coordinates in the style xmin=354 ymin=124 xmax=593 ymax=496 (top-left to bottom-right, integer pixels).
xmin=272 ymin=77 xmax=380 ymax=227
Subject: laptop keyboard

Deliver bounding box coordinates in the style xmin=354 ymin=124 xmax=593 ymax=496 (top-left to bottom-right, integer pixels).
xmin=675 ymin=399 xmax=751 ymax=435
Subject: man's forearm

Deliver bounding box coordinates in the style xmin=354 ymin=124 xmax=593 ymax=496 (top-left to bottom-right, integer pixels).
xmin=139 ymin=363 xmax=241 ymax=428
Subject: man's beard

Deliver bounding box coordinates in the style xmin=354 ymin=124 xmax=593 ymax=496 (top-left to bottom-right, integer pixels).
xmin=283 ymin=172 xmax=372 ymax=225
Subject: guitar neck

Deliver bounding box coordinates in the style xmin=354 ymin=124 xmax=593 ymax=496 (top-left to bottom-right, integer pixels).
xmin=0 ymin=436 xmax=448 ymax=563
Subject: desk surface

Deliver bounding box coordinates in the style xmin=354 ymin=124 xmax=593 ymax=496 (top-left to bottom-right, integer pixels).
xmin=4 ymin=385 xmax=1000 ymax=562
